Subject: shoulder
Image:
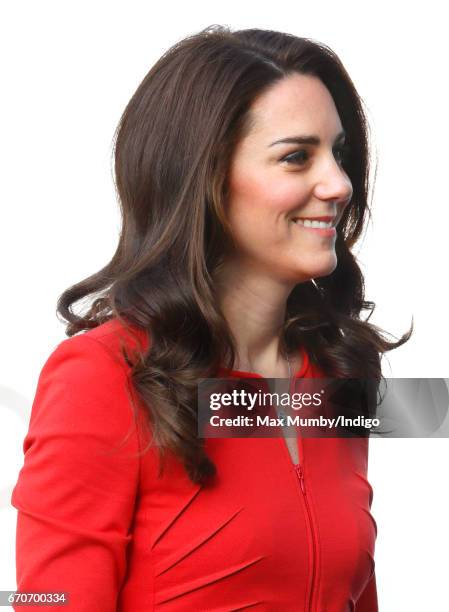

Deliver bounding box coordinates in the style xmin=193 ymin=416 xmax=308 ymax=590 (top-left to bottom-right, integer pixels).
xmin=31 ymin=318 xmax=151 ymax=439
xmin=41 ymin=317 xmax=149 ymax=384
xmin=82 ymin=316 xmax=150 ymax=364
xmin=54 ymin=316 xmax=148 ymax=367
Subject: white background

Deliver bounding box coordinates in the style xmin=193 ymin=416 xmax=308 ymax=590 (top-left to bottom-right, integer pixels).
xmin=1 ymin=1 xmax=448 ymax=610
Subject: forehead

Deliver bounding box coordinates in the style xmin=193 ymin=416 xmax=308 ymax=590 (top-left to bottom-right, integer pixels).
xmin=245 ymin=73 xmax=343 ymax=142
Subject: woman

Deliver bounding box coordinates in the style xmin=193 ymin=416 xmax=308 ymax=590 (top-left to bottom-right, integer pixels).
xmin=11 ymin=25 xmax=412 ymax=611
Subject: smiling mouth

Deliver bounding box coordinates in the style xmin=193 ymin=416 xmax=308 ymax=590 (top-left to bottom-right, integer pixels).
xmin=291 ymin=216 xmax=337 ymax=229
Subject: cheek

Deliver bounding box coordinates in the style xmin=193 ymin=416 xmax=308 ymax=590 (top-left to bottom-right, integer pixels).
xmin=227 ymin=170 xmax=307 ymax=229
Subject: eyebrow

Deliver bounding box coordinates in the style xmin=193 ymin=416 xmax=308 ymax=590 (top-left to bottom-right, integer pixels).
xmin=268 ymin=129 xmax=346 ymax=147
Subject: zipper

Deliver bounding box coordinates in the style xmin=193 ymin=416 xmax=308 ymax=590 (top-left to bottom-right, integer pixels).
xmin=288 ymin=374 xmax=318 ymax=610
xmin=294 ymin=461 xmax=318 ymax=612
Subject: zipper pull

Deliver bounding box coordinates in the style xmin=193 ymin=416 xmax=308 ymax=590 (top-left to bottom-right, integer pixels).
xmin=294 ymin=463 xmax=306 ymax=495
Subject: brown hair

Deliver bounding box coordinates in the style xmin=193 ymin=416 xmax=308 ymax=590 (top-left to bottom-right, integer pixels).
xmin=56 ymin=24 xmax=413 ymax=484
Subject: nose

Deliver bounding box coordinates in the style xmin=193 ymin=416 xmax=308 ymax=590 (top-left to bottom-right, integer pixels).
xmin=313 ymin=158 xmax=353 ymax=208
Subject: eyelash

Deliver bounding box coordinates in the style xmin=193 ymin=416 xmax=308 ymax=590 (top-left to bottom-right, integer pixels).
xmin=281 ymin=144 xmax=351 ymax=166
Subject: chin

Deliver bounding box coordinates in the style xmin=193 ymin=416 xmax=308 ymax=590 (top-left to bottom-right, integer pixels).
xmin=314 ymin=260 xmax=338 ymax=279
xmin=290 ymin=253 xmax=338 ymax=282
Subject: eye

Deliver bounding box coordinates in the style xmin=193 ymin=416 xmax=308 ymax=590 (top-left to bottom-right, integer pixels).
xmin=280 ymin=150 xmax=309 ymax=165
xmin=280 ymin=144 xmax=351 ymax=167
xmin=334 ymin=143 xmax=351 ymax=165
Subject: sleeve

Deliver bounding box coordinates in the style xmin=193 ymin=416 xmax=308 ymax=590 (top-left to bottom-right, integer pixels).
xmin=355 ymin=571 xmax=378 ymax=611
xmin=10 ymin=334 xmax=141 ymax=611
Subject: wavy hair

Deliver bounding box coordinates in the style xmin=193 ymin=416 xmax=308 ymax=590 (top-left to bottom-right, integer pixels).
xmin=56 ymin=25 xmax=413 ymax=485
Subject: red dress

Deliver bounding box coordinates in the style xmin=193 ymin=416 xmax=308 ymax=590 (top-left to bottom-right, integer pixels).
xmin=11 ymin=317 xmax=378 ymax=611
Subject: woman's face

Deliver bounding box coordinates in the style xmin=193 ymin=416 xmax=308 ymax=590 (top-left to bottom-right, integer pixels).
xmin=223 ymin=72 xmax=353 ymax=285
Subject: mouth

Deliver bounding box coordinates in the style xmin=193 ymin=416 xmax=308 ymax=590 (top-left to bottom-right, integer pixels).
xmin=291 ymin=215 xmax=337 ymax=229
xmin=291 ymin=215 xmax=337 ymax=236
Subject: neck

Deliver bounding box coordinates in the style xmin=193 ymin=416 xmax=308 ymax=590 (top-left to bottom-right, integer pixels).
xmin=213 ymin=257 xmax=295 ymax=374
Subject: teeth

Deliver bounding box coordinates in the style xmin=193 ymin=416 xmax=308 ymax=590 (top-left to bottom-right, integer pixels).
xmin=293 ymin=219 xmax=334 ymax=229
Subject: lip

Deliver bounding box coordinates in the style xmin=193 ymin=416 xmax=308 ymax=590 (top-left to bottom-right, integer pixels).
xmin=291 ymin=215 xmax=336 ymax=223
xmin=291 ymin=217 xmax=337 ymax=237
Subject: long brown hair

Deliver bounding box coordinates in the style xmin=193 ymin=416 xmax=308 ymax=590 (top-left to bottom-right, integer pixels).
xmin=56 ymin=25 xmax=413 ymax=485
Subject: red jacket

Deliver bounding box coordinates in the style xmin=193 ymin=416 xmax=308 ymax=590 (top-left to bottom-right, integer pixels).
xmin=11 ymin=317 xmax=378 ymax=611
